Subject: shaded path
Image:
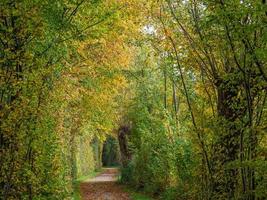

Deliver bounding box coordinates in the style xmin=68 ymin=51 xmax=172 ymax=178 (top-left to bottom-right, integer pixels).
xmin=80 ymin=168 xmax=131 ymax=200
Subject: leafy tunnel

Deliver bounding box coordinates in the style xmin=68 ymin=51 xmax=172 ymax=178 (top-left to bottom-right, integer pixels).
xmin=0 ymin=0 xmax=266 ymax=200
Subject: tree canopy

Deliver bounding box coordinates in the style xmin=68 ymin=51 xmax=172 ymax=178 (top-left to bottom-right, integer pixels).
xmin=0 ymin=0 xmax=266 ymax=200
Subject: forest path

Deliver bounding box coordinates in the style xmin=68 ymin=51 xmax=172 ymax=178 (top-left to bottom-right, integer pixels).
xmin=80 ymin=168 xmax=131 ymax=200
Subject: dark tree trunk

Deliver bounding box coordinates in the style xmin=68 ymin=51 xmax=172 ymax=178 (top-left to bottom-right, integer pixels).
xmin=212 ymin=77 xmax=246 ymax=199
xmin=118 ymin=125 xmax=131 ymax=168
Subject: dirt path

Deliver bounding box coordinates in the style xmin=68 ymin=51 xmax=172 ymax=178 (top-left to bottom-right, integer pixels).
xmin=80 ymin=168 xmax=131 ymax=200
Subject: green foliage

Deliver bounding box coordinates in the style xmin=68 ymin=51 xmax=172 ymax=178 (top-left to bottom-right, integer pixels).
xmin=102 ymin=136 xmax=120 ymax=167
xmin=1 ymin=0 xmax=266 ymax=199
xmin=119 ymin=48 xmax=201 ymax=199
xmin=0 ymin=0 xmax=141 ymax=199
xmin=119 ymin=1 xmax=267 ymax=199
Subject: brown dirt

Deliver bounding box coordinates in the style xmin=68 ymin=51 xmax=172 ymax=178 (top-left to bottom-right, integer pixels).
xmin=80 ymin=168 xmax=131 ymax=200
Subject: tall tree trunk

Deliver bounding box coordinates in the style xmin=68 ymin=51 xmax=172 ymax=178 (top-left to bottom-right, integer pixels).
xmin=118 ymin=125 xmax=131 ymax=168
xmin=70 ymin=128 xmax=77 ymax=189
xmin=212 ymin=77 xmax=246 ymax=199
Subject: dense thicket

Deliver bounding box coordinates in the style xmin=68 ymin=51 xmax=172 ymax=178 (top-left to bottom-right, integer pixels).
xmin=0 ymin=0 xmax=143 ymax=199
xmin=120 ymin=1 xmax=267 ymax=200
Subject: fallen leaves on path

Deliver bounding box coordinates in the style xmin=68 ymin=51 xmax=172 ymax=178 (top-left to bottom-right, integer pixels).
xmin=80 ymin=168 xmax=131 ymax=200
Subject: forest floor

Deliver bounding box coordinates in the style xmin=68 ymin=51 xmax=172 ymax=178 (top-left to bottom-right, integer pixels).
xmin=80 ymin=168 xmax=131 ymax=200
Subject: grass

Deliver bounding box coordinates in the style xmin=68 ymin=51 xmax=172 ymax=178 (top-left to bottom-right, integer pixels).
xmin=123 ymin=186 xmax=154 ymax=200
xmin=73 ymin=169 xmax=103 ymax=200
